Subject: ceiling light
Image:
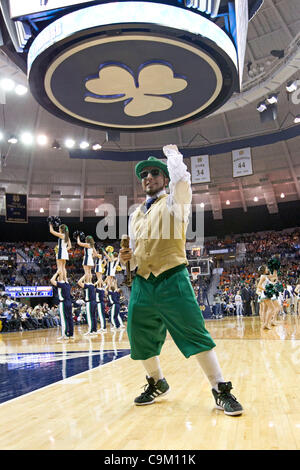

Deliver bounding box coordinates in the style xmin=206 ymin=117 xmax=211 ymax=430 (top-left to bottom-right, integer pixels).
xmin=294 ymin=115 xmax=300 ymax=123
xmin=92 ymin=143 xmax=102 ymax=150
xmin=226 ymin=200 xmax=230 ymax=205
xmin=80 ymin=141 xmax=89 ymax=149
xmin=286 ymin=80 xmax=297 ymax=93
xmin=65 ymin=138 xmax=75 ymax=148
xmin=8 ymin=135 xmax=18 ymax=144
xmin=37 ymin=134 xmax=48 ymax=145
xmin=253 ymin=196 xmax=258 ymax=202
xmin=66 ymin=208 xmax=71 ymax=214
xmin=1 ymin=78 xmax=15 ymax=91
xmin=267 ymin=93 xmax=278 ymax=104
xmin=39 ymin=208 xmax=45 ymax=213
xmin=280 ymin=193 xmax=285 ymax=199
xmin=51 ymin=140 xmax=61 ymax=149
xmin=21 ymin=132 xmax=33 ymax=145
xmin=256 ymin=101 xmax=267 ymax=112
xmin=15 ymin=84 xmax=28 ymax=96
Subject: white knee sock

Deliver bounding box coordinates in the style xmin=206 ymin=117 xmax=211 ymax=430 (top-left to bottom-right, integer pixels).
xmin=195 ymin=349 xmax=225 ymax=392
xmin=142 ymin=356 xmax=164 ymax=382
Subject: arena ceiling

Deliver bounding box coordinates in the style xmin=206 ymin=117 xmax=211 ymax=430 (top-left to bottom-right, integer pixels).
xmin=0 ymin=0 xmax=299 ymax=222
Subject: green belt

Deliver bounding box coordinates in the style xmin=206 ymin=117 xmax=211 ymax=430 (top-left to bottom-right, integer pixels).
xmin=136 ymin=264 xmax=187 ymax=285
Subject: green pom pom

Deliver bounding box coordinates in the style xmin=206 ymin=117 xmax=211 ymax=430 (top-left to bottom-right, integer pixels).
xmin=267 ymin=257 xmax=281 ymax=273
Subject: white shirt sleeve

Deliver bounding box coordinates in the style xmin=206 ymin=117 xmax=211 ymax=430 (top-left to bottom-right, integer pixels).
xmin=163 ymin=145 xmax=192 ymax=223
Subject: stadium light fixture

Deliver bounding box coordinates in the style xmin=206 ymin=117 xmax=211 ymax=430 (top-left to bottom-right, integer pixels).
xmin=51 ymin=139 xmax=61 ymax=149
xmin=256 ymin=101 xmax=267 ymax=112
xmin=15 ymin=84 xmax=28 ymax=96
xmin=8 ymin=135 xmax=18 ymax=144
xmin=65 ymin=138 xmax=75 ymax=149
xmin=37 ymin=134 xmax=48 ymax=145
xmin=80 ymin=140 xmax=89 ymax=149
xmin=21 ymin=132 xmax=33 ymax=145
xmin=1 ymin=78 xmax=15 ymax=91
xmin=92 ymin=142 xmax=102 ymax=150
xmin=286 ymin=80 xmax=297 ymax=93
xmin=266 ymin=93 xmax=278 ymax=104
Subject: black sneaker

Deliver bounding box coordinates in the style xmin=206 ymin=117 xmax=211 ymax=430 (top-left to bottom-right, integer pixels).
xmin=212 ymin=382 xmax=244 ymax=416
xmin=134 ymin=376 xmax=170 ymax=406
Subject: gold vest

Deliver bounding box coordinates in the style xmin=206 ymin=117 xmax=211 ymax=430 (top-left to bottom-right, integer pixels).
xmin=131 ymin=194 xmax=188 ymax=278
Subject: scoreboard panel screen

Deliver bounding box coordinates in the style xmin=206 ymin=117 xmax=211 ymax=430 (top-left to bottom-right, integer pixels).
xmin=5 ymin=286 xmax=53 ymax=298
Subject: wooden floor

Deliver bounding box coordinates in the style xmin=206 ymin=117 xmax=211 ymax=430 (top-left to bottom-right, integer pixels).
xmin=0 ymin=314 xmax=300 ymax=450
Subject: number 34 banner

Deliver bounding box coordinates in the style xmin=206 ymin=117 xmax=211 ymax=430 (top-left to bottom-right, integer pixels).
xmin=190 ymin=155 xmax=211 ymax=184
xmin=232 ymin=147 xmax=253 ymax=178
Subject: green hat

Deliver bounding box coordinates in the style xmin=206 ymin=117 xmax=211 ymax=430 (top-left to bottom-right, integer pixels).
xmin=135 ymin=156 xmax=169 ymax=180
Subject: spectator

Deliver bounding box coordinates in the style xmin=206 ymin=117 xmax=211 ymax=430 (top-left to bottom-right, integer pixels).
xmin=235 ymin=291 xmax=243 ymax=316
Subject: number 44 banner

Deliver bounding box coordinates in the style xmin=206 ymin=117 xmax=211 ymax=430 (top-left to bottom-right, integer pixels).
xmin=232 ymin=147 xmax=253 ymax=178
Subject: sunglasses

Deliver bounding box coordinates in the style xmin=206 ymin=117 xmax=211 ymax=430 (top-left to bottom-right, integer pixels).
xmin=140 ymin=169 xmax=162 ymax=179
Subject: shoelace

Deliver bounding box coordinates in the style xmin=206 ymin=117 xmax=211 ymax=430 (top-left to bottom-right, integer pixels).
xmin=219 ymin=391 xmax=239 ymax=407
xmin=140 ymin=383 xmax=156 ymax=398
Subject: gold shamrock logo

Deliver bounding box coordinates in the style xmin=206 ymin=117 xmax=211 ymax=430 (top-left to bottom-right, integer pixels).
xmin=84 ymin=62 xmax=187 ymax=117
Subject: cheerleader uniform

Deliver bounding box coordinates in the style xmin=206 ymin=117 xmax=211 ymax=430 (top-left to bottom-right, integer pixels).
xmin=56 ymin=238 xmax=69 ymax=260
xmin=84 ymin=283 xmax=97 ymax=333
xmin=96 ymin=287 xmax=106 ymax=330
xmin=105 ymin=259 xmax=119 ymax=277
xmin=259 ymin=278 xmax=277 ymax=301
xmin=57 ymin=281 xmax=74 ymax=338
xmin=95 ymin=257 xmax=104 ymax=274
xmin=83 ymin=247 xmax=94 ymax=267
xmin=108 ymin=289 xmax=124 ymax=329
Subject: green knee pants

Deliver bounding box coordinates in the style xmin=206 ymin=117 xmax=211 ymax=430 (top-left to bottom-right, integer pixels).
xmin=127 ymin=266 xmax=216 ymax=360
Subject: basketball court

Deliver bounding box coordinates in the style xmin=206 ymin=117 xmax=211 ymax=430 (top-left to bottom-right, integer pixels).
xmin=0 ymin=316 xmax=299 ymax=450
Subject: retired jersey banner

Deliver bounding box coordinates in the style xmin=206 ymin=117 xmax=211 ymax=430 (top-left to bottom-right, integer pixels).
xmin=5 ymin=193 xmax=28 ymax=223
xmin=232 ymin=147 xmax=253 ymax=178
xmin=191 ymin=155 xmax=211 ymax=184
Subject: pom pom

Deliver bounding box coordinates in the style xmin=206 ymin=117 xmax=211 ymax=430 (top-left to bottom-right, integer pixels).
xmin=73 ymin=230 xmax=80 ymax=241
xmin=264 ymin=284 xmax=275 ymax=299
xmin=267 ymin=257 xmax=281 ymax=273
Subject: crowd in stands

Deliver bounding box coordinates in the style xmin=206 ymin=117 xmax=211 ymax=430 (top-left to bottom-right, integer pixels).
xmin=0 ymin=228 xmax=299 ymax=331
xmin=0 ymin=289 xmax=128 ymax=333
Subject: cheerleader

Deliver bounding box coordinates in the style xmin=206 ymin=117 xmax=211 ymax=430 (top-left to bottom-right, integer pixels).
xmin=50 ymin=270 xmax=74 ymax=340
xmin=95 ymin=251 xmax=107 ymax=284
xmin=78 ymin=274 xmax=97 ymax=335
xmin=77 ymin=235 xmax=98 ymax=284
xmin=106 ymin=278 xmax=125 ymax=330
xmin=95 ymin=277 xmax=107 ymax=332
xmin=294 ymin=279 xmax=300 ymax=315
xmin=49 ymin=223 xmax=71 ymax=282
xmin=256 ymin=258 xmax=281 ymax=329
xmin=256 ymin=265 xmax=269 ymax=328
xmin=268 ymin=258 xmax=283 ymax=325
xmin=103 ymin=247 xmax=120 ymax=289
